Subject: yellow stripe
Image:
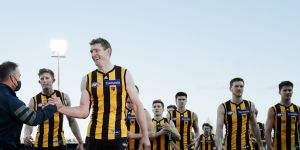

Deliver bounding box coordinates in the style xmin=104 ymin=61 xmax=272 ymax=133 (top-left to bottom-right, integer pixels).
xmin=41 ymin=95 xmax=49 ymax=147
xmin=95 ymin=72 xmax=104 ymax=139
xmin=230 ymin=103 xmax=237 ymax=149
xmin=87 ymin=73 xmax=93 ymax=137
xmin=240 ymin=102 xmax=247 ymax=147
xmin=160 ymin=119 xmax=166 ymax=150
xmin=152 ymin=119 xmax=157 ymax=150
xmin=273 ymin=106 xmax=278 ymax=149
xmin=108 ymin=70 xmax=116 ymax=139
xmin=280 ymin=105 xmax=286 ymax=149
xmin=34 ymin=132 xmax=39 ymax=146
xmin=175 ymin=111 xmax=180 ymax=148
xmin=290 ymin=105 xmax=296 ymax=148
xmin=121 ymin=68 xmax=127 ymax=138
xmin=183 ymin=112 xmax=188 ymax=149
xmin=53 ymin=92 xmax=59 ymax=147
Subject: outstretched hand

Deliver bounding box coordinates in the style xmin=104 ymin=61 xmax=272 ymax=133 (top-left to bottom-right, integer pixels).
xmin=48 ymin=97 xmax=63 ymax=110
xmin=23 ymin=135 xmax=33 ymax=146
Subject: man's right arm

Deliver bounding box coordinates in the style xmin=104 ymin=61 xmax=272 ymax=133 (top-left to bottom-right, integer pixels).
xmin=265 ymin=107 xmax=275 ymax=150
xmin=215 ymin=104 xmax=225 ymax=150
xmin=49 ymin=76 xmax=90 ymax=119
xmin=11 ymin=98 xmax=57 ymax=126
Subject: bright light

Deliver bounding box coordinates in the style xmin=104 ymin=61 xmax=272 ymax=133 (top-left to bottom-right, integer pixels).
xmin=50 ymin=40 xmax=67 ymax=56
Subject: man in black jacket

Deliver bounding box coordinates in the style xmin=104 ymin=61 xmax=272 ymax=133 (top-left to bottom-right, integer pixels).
xmin=0 ymin=61 xmax=57 ymax=149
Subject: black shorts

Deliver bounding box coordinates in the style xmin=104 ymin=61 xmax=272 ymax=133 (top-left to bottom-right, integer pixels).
xmin=85 ymin=137 xmax=128 ymax=150
xmin=33 ymin=145 xmax=66 ymax=150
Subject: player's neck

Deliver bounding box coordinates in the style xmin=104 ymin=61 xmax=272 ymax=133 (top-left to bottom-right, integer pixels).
xmin=177 ymin=107 xmax=186 ymax=113
xmin=280 ymin=99 xmax=291 ymax=106
xmin=97 ymin=62 xmax=114 ymax=74
xmin=231 ymin=96 xmax=243 ymax=104
xmin=42 ymin=88 xmax=54 ymax=96
xmin=154 ymin=115 xmax=163 ymax=121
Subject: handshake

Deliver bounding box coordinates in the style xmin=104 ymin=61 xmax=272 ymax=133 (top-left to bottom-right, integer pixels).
xmin=47 ymin=97 xmax=64 ymax=111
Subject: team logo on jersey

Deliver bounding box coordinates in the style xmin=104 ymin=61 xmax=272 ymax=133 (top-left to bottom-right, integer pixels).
xmin=237 ymin=109 xmax=250 ymax=115
xmin=182 ymin=117 xmax=191 ymax=121
xmin=205 ymin=139 xmax=213 ymax=143
xmin=105 ymin=79 xmax=121 ymax=86
xmin=111 ymin=87 xmax=116 ymax=91
xmin=104 ymin=75 xmax=108 ymax=80
xmin=38 ymin=102 xmax=47 ymax=108
xmin=227 ymin=111 xmax=234 ymax=115
xmin=277 ymin=113 xmax=283 ymax=117
xmin=91 ymin=82 xmax=100 ymax=88
xmin=287 ymin=112 xmax=298 ymax=116
xmin=128 ymin=115 xmax=136 ymax=120
xmin=109 ymin=130 xmax=120 ymax=135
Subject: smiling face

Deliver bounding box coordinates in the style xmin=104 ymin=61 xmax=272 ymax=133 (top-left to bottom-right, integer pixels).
xmin=90 ymin=43 xmax=111 ymax=67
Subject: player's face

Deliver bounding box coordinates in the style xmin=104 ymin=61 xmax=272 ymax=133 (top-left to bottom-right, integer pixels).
xmin=90 ymin=44 xmax=110 ymax=66
xmin=280 ymin=86 xmax=293 ymax=101
xmin=230 ymin=81 xmax=244 ymax=98
xmin=152 ymin=103 xmax=164 ymax=116
xmin=176 ymin=96 xmax=187 ymax=108
xmin=203 ymin=126 xmax=211 ymax=135
xmin=126 ymin=99 xmax=134 ymax=110
xmin=39 ymin=73 xmax=54 ymax=90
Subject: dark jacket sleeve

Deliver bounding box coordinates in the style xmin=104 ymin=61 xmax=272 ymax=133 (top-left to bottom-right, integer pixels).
xmin=9 ymin=97 xmax=57 ymax=126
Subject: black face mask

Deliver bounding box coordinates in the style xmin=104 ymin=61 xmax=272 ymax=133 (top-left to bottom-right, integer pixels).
xmin=10 ymin=75 xmax=21 ymax=91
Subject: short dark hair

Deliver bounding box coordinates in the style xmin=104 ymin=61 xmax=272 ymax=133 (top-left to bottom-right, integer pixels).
xmin=152 ymin=99 xmax=164 ymax=108
xmin=279 ymin=81 xmax=293 ymax=91
xmin=0 ymin=61 xmax=18 ymax=82
xmin=167 ymin=105 xmax=177 ymax=110
xmin=202 ymin=123 xmax=213 ymax=129
xmin=38 ymin=68 xmax=55 ymax=80
xmin=89 ymin=37 xmax=111 ymax=50
xmin=230 ymin=77 xmax=244 ymax=88
xmin=175 ymin=91 xmax=187 ymax=99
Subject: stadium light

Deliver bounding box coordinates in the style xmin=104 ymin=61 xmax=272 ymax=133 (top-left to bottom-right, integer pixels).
xmin=50 ymin=40 xmax=67 ymax=90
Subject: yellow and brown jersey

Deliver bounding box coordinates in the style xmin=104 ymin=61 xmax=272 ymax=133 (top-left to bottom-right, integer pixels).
xmin=151 ymin=118 xmax=169 ymax=150
xmin=86 ymin=66 xmax=128 ymax=140
xmin=33 ymin=90 xmax=66 ymax=148
xmin=272 ymin=103 xmax=300 ymax=150
xmin=223 ymin=100 xmax=253 ymax=150
xmin=168 ymin=109 xmax=194 ymax=150
xmin=198 ymin=134 xmax=215 ymax=150
xmin=125 ymin=108 xmax=140 ymax=150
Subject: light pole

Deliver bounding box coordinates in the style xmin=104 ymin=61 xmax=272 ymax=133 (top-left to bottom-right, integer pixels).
xmin=50 ymin=40 xmax=67 ymax=90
